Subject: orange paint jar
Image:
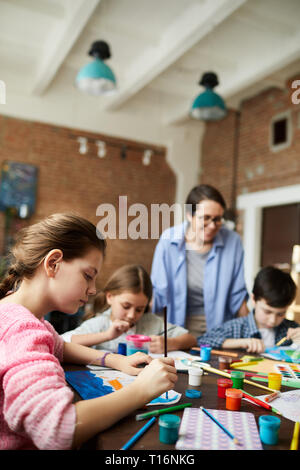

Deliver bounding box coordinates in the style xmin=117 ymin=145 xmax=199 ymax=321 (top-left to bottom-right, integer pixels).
xmin=225 ymin=388 xmax=243 ymax=411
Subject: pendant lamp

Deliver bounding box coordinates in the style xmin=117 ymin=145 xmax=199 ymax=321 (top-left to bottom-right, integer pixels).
xmin=190 ymin=72 xmax=227 ymax=121
xmin=76 ymin=40 xmax=117 ymax=95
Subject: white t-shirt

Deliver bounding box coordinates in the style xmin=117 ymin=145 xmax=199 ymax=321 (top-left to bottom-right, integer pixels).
xmin=61 ymin=308 xmax=188 ymax=352
xmin=259 ymin=327 xmax=275 ymax=349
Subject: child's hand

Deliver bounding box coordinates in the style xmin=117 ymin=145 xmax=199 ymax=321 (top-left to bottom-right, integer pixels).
xmin=134 ymin=358 xmax=178 ymax=402
xmin=106 ymin=320 xmax=131 ymax=340
xmin=240 ymin=338 xmax=265 ymax=353
xmin=287 ymin=327 xmax=300 ymax=346
xmin=149 ymin=335 xmax=165 ymax=353
xmin=116 ymin=352 xmax=152 ymax=375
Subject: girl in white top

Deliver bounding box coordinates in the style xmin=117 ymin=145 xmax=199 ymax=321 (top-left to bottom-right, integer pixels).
xmin=62 ymin=264 xmax=197 ymax=353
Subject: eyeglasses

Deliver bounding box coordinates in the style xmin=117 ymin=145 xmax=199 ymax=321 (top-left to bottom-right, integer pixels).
xmin=197 ymin=215 xmax=224 ymax=226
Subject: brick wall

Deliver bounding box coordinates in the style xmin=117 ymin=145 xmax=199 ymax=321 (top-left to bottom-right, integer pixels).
xmin=201 ymin=74 xmax=300 ymax=214
xmin=0 ymin=116 xmax=176 ymax=287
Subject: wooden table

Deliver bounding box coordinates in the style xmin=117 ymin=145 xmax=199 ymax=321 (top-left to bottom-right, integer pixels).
xmin=66 ymin=354 xmax=297 ymax=452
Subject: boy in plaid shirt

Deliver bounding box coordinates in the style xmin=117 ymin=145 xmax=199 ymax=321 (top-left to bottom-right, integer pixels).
xmin=197 ymin=266 xmax=300 ymax=353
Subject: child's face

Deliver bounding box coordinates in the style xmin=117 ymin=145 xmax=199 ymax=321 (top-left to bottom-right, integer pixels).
xmin=107 ymin=291 xmax=149 ymax=327
xmin=52 ymin=248 xmax=103 ymax=314
xmin=253 ymin=297 xmax=287 ymax=329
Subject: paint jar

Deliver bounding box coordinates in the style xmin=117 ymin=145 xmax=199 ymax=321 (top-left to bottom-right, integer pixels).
xmin=268 ymin=373 xmax=282 ymax=391
xmin=218 ymin=356 xmax=232 ymax=370
xmin=217 ymin=378 xmax=233 ymax=398
xmin=126 ymin=334 xmax=151 ymax=355
xmin=117 ymin=342 xmax=127 ymax=355
xmin=159 ymin=414 xmax=181 ymax=444
xmin=230 ymin=370 xmax=245 ymax=389
xmin=259 ymin=415 xmax=281 ymax=445
xmin=188 ymin=367 xmax=203 ymax=386
xmin=225 ymin=388 xmax=243 ymax=411
xmin=200 ymin=344 xmax=212 ymax=361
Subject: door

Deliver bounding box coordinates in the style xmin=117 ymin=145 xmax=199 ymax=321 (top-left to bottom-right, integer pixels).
xmin=261 ymin=203 xmax=300 ymax=269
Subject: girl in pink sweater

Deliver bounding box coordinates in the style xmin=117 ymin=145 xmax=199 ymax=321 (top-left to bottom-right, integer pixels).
xmin=0 ymin=213 xmax=177 ymax=450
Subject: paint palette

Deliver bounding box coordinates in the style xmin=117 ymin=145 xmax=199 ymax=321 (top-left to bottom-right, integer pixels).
xmin=275 ymin=363 xmax=300 ymax=381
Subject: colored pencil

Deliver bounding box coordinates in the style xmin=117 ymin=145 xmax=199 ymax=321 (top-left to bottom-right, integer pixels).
xmin=264 ymin=391 xmax=281 ymax=403
xmin=290 ymin=422 xmax=299 ymax=450
xmin=252 ymin=376 xmax=300 ymax=389
xmin=192 ymin=362 xmax=276 ymax=392
xmin=120 ymin=417 xmax=156 ymax=450
xmin=241 ymin=390 xmax=282 ymax=415
xmin=276 ymin=336 xmax=287 ymax=347
xmin=136 ymin=403 xmax=192 ymax=421
xmin=191 ymin=347 xmax=239 ymax=358
xmin=200 ymin=406 xmax=240 ymax=445
xmin=225 ymin=369 xmax=268 ymax=378
xmin=163 ymin=306 xmax=168 ymax=400
xmin=230 ymin=361 xmax=260 ymax=368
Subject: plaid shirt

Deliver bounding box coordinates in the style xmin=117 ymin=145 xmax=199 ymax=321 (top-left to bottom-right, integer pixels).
xmin=197 ymin=310 xmax=299 ymax=349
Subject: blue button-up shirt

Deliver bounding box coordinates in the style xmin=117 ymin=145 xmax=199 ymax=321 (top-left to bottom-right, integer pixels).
xmin=151 ymin=222 xmax=248 ymax=331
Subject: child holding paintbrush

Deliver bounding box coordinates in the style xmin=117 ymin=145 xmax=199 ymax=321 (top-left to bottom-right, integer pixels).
xmin=197 ymin=266 xmax=300 ymax=353
xmin=62 ymin=264 xmax=197 ymax=353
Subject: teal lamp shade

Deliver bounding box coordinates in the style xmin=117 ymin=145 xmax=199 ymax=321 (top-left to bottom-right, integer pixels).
xmin=75 ymin=40 xmax=117 ymax=95
xmin=190 ymin=72 xmax=227 ymax=121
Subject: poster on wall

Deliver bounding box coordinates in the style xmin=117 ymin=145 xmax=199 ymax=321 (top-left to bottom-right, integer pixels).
xmin=0 ymin=161 xmax=38 ymax=263
xmin=0 ymin=161 xmax=38 ymax=217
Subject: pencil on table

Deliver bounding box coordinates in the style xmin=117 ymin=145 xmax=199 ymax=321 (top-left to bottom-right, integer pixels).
xmin=200 ymin=406 xmax=240 ymax=445
xmin=241 ymin=390 xmax=282 ymax=415
xmin=290 ymin=422 xmax=299 ymax=450
xmin=120 ymin=417 xmax=156 ymax=450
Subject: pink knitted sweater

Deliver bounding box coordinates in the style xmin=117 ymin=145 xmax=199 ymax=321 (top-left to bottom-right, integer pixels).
xmin=0 ymin=303 xmax=76 ymax=450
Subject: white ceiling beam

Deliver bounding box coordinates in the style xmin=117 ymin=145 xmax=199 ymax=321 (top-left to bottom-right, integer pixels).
xmin=31 ymin=0 xmax=100 ymax=95
xmin=104 ymin=0 xmax=247 ymax=111
xmin=165 ymin=30 xmax=300 ymax=125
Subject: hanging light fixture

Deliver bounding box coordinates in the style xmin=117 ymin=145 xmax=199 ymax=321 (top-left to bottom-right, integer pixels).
xmin=190 ymin=72 xmax=227 ymax=121
xmin=75 ymin=40 xmax=117 ymax=95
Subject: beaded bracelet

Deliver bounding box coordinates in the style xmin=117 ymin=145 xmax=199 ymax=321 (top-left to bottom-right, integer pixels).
xmin=101 ymin=351 xmax=111 ymax=367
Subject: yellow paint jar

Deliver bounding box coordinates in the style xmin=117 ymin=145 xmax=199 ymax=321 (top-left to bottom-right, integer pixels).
xmin=268 ymin=373 xmax=282 ymax=390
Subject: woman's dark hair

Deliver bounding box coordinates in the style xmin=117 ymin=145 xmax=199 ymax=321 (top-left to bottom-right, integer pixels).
xmin=0 ymin=213 xmax=106 ymax=299
xmin=252 ymin=266 xmax=296 ymax=308
xmin=185 ymin=184 xmax=226 ymax=215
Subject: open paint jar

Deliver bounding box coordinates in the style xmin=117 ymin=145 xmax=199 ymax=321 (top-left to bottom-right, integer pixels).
xmin=188 ymin=366 xmax=203 ymax=386
xmin=218 ymin=356 xmax=232 ymax=370
xmin=259 ymin=415 xmax=281 ymax=445
xmin=225 ymin=388 xmax=243 ymax=411
xmin=217 ymin=378 xmax=233 ymax=398
xmin=230 ymin=370 xmax=245 ymax=389
xmin=126 ymin=334 xmax=151 ymax=355
xmin=200 ymin=344 xmax=212 ymax=361
xmin=268 ymin=373 xmax=282 ymax=391
xmin=159 ymin=414 xmax=181 ymax=444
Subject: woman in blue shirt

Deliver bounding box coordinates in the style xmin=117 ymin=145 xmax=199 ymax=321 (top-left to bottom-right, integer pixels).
xmin=151 ymin=185 xmax=249 ymax=337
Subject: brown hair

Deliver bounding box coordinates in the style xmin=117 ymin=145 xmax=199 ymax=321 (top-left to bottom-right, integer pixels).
xmin=185 ymin=184 xmax=226 ymax=215
xmin=0 ymin=213 xmax=106 ymax=299
xmin=86 ymin=264 xmax=152 ymax=320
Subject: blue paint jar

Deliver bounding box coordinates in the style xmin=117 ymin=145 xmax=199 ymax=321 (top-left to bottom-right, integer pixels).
xmin=117 ymin=342 xmax=127 ymax=355
xmin=259 ymin=415 xmax=281 ymax=445
xmin=126 ymin=334 xmax=151 ymax=355
xmin=200 ymin=344 xmax=212 ymax=361
xmin=159 ymin=414 xmax=181 ymax=444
